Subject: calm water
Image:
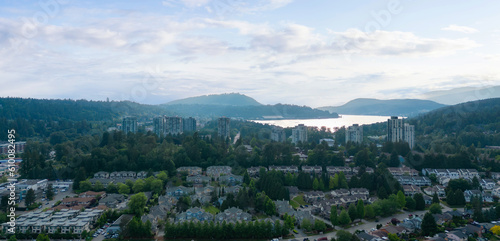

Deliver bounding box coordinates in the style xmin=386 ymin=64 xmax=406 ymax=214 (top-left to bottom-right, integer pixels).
xmin=252 ymin=115 xmax=390 ymax=130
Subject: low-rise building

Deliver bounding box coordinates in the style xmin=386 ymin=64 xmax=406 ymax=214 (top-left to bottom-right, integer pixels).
xmin=215 ymin=207 xmax=252 ymax=223
xmin=177 ymin=166 xmax=202 ymax=176
xmin=176 ymin=207 xmax=213 ymax=223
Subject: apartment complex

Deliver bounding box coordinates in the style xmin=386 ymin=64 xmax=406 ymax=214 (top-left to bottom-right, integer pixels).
xmin=218 ymin=117 xmax=230 ymax=139
xmin=345 ymin=124 xmax=363 ymax=144
xmin=387 ymin=116 xmax=415 ymax=148
xmin=292 ymin=124 xmax=307 ymax=144
xmin=122 ymin=116 xmax=138 ymax=133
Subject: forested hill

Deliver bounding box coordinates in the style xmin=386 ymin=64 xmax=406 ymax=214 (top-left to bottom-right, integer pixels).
xmin=0 ymin=98 xmax=167 ymax=121
xmin=165 ymin=93 xmax=262 ymax=106
xmin=318 ymin=98 xmax=446 ymax=117
xmin=0 ymin=98 xmax=169 ymax=140
xmin=408 ymin=98 xmax=500 ymax=148
xmin=162 ymin=103 xmax=339 ymax=119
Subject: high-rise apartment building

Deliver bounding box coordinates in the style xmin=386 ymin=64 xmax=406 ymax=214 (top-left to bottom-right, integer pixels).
xmin=183 ymin=117 xmax=197 ymax=132
xmin=122 ymin=116 xmax=138 ymax=133
xmin=271 ymin=126 xmax=286 ymax=142
xmin=218 ymin=117 xmax=230 ymax=139
xmin=292 ymin=124 xmax=307 ymax=144
xmin=346 ymin=124 xmax=363 ymax=144
xmin=387 ymin=116 xmax=415 ymax=149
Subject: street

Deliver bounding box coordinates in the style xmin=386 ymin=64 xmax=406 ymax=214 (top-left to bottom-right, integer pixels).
xmin=285 ymin=203 xmax=461 ymax=241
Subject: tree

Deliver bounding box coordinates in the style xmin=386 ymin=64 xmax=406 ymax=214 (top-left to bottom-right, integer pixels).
xmin=490 ymin=225 xmax=500 ymax=235
xmin=36 ymin=233 xmax=50 ymax=241
xmin=314 ymin=219 xmax=326 ymax=232
xmin=339 ymin=209 xmax=351 ymax=225
xmin=128 ymin=192 xmax=147 ymax=217
xmin=421 ymin=212 xmax=438 ymax=236
xmin=93 ymin=181 xmax=104 ymax=192
xmin=388 ymin=233 xmax=400 ymax=241
xmin=79 ymin=180 xmax=92 ymax=192
xmin=365 ymin=205 xmax=375 ymax=219
xmin=396 ymin=191 xmax=406 ymax=208
xmin=356 ymin=200 xmax=365 ymax=221
xmin=118 ymin=183 xmax=130 ymax=194
xmin=336 ymin=230 xmax=353 ymax=240
xmin=429 ymin=203 xmax=442 ymax=214
xmin=133 ymin=179 xmax=145 ymax=193
xmin=405 ymin=197 xmax=416 ymax=210
xmin=8 ymin=235 xmax=17 ymax=241
xmin=432 ymin=193 xmax=440 ymax=204
xmin=454 ymin=189 xmax=466 ymax=206
xmin=313 ymin=178 xmax=320 ymax=190
xmin=46 ymin=184 xmax=55 ymax=201
xmin=348 ymin=203 xmax=357 ymax=221
xmin=156 ymin=171 xmax=168 ymax=182
xmin=25 ymin=189 xmax=36 ymax=207
xmin=330 ymin=205 xmax=338 ymax=226
xmin=414 ymin=193 xmax=425 ymax=210
xmin=150 ymin=179 xmax=163 ymax=194
xmin=301 ymin=218 xmax=312 ymax=231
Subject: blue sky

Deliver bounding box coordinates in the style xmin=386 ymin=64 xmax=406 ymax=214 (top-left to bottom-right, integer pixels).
xmin=0 ymin=0 xmax=499 ymax=107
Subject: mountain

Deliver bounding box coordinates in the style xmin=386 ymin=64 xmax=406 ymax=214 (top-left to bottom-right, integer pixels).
xmin=421 ymin=86 xmax=500 ymax=105
xmin=165 ymin=93 xmax=262 ymax=106
xmin=408 ymin=98 xmax=500 ymax=147
xmin=317 ymin=98 xmax=446 ymax=117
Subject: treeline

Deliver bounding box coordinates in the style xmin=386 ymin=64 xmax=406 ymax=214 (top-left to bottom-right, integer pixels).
xmin=162 ymin=103 xmax=339 ymax=119
xmin=410 ymin=98 xmax=500 ymax=149
xmin=164 ymin=219 xmax=287 ymax=239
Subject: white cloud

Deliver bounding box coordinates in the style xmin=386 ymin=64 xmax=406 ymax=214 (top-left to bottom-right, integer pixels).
xmin=442 ymin=24 xmax=479 ymax=34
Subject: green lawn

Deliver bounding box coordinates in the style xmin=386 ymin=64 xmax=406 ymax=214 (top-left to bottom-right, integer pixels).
xmin=203 ymin=205 xmax=220 ymax=215
xmin=292 ymin=194 xmax=307 ymax=205
xmin=290 ymin=199 xmax=300 ymax=209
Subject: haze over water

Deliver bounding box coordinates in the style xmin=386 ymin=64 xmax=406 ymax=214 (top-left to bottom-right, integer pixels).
xmin=253 ymin=115 xmax=390 ymax=131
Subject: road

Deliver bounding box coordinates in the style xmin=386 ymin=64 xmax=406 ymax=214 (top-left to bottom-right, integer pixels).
xmin=286 ymin=203 xmax=461 ymax=241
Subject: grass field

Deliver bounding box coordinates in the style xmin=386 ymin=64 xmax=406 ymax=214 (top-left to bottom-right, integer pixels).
xmin=203 ymin=205 xmax=220 ymax=215
xmin=293 ymin=194 xmax=307 ymax=205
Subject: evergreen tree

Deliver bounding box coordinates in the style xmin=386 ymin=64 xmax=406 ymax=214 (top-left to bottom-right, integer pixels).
xmin=25 ymin=189 xmax=36 ymax=207
xmin=455 ymin=189 xmax=466 ymax=206
xmin=330 ymin=205 xmax=338 ymax=226
xmin=348 ymin=203 xmax=357 ymax=221
xmin=339 ymin=209 xmax=351 ymax=225
xmin=432 ymin=193 xmax=440 ymax=204
xmin=414 ymin=193 xmax=425 ymax=210
xmin=46 ymin=184 xmax=55 ymax=200
xmin=421 ymin=212 xmax=438 ymax=236
xmin=405 ymin=197 xmax=416 ymax=210
xmin=365 ymin=205 xmax=375 ymax=219
xmin=356 ymin=200 xmax=365 ymax=221
xmin=396 ymin=191 xmax=406 ymax=208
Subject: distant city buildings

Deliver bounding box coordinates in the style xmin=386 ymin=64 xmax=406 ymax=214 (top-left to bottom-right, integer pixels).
xmin=153 ymin=116 xmax=197 ymax=136
xmin=345 ymin=124 xmax=363 ymax=144
xmin=122 ymin=116 xmax=137 ymax=133
xmin=183 ymin=117 xmax=197 ymax=132
xmin=292 ymin=124 xmax=307 ymax=144
xmin=218 ymin=117 xmax=230 ymax=139
xmin=387 ymin=116 xmax=415 ymax=148
xmin=271 ymin=126 xmax=286 ymax=142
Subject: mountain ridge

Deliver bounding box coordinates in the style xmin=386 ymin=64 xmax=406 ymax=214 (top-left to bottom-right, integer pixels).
xmin=317 ymin=98 xmax=446 ymax=117
xmin=165 ymin=93 xmax=262 ymax=106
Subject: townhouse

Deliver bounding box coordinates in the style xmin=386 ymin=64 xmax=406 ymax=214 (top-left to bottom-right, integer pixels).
xmin=215 ymin=207 xmax=252 ymax=223
xmin=387 ymin=167 xmax=419 ymax=177
xmin=176 ymin=207 xmax=213 ymax=223
xmin=1 ymin=209 xmax=103 ymax=234
xmin=269 ymin=165 xmax=299 ymax=174
xmin=247 ymin=166 xmax=267 ymax=177
xmin=206 ymin=166 xmax=232 ymax=177
xmin=177 ymin=166 xmax=202 ymax=176
xmin=301 ymin=165 xmax=322 ymax=175
xmin=396 ymin=176 xmax=431 ymax=186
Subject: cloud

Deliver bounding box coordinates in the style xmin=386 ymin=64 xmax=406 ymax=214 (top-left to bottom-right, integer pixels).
xmin=331 ymin=29 xmax=480 ymax=57
xmin=442 ymin=24 xmax=479 ymax=34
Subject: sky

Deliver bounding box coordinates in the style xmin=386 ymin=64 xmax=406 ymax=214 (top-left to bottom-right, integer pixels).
xmin=0 ymin=0 xmax=499 ymax=107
